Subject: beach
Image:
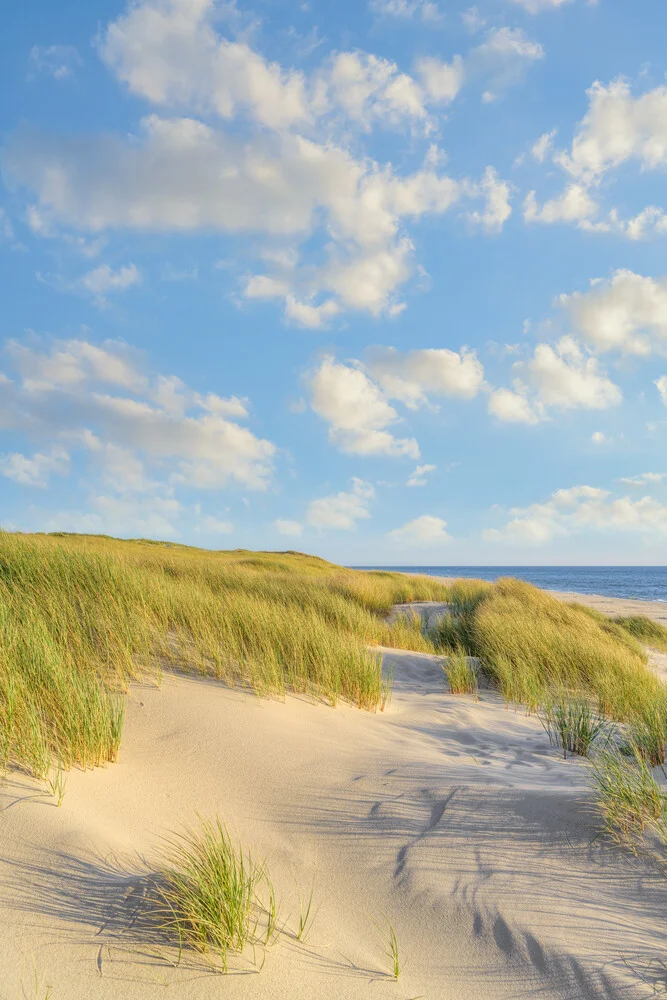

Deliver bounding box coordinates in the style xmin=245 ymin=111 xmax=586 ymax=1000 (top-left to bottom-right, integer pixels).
xmin=2 ymin=588 xmax=666 ymax=1000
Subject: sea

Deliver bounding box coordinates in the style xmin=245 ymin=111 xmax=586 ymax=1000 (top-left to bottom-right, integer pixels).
xmin=352 ymin=567 xmax=667 ymax=604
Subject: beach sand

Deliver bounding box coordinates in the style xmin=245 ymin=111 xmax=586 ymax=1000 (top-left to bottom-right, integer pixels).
xmin=1 ymin=592 xmax=666 ymax=999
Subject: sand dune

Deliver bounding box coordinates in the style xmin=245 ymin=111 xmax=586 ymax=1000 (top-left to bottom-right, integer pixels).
xmin=1 ymin=597 xmax=666 ymax=999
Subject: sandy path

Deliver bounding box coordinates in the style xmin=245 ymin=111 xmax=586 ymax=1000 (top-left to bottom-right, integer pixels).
xmin=1 ymin=641 xmax=665 ymax=1000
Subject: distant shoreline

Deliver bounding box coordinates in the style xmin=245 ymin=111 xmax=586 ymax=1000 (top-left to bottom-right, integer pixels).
xmin=353 ymin=565 xmax=667 ymax=606
xmin=388 ymin=569 xmax=667 ymax=626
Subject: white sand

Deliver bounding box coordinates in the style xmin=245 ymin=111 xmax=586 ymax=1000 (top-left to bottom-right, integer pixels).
xmin=2 ymin=594 xmax=666 ymax=999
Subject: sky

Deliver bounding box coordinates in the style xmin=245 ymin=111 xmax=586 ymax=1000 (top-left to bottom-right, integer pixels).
xmin=1 ymin=0 xmax=667 ymax=565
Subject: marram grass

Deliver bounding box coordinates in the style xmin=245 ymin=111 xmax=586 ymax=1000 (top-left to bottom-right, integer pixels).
xmin=0 ymin=532 xmax=449 ymax=776
xmin=433 ymin=577 xmax=663 ymax=733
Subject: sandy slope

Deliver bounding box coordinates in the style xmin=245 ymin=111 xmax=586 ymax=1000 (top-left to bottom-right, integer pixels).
xmin=2 ymin=601 xmax=667 ymax=999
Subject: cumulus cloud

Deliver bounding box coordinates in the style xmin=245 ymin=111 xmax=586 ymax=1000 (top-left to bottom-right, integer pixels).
xmin=309 ymin=356 xmax=419 ymax=457
xmin=389 ymin=514 xmax=451 ymax=544
xmin=619 ymin=472 xmax=666 ymax=486
xmin=489 ymin=337 xmax=621 ymax=423
xmin=468 ymin=167 xmax=512 ymax=233
xmin=364 ymin=345 xmax=485 ymax=406
xmin=307 ymin=478 xmax=374 ymax=530
xmin=523 ymin=184 xmax=598 ymax=227
xmin=485 ymin=484 xmax=667 ymax=544
xmin=79 ymin=263 xmax=141 ymax=302
xmin=0 ymin=446 xmax=70 ymax=488
xmin=557 ymin=78 xmax=667 ymax=183
xmin=407 ymin=463 xmax=436 ymax=486
xmin=656 ymin=375 xmax=667 ymax=405
xmin=488 ymin=387 xmax=539 ymax=424
xmin=416 ymin=56 xmax=464 ymax=104
xmin=0 ymin=335 xmax=276 ymax=511
xmin=4 ymin=0 xmax=518 ymax=324
xmin=526 ymin=337 xmax=622 ymax=410
xmin=561 ymin=270 xmax=667 ymax=356
xmin=308 ymin=346 xmax=485 ymax=456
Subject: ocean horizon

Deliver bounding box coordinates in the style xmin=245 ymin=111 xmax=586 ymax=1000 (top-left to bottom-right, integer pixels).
xmin=352 ymin=566 xmax=667 ymax=603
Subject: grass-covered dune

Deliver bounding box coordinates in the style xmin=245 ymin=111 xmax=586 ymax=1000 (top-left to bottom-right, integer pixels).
xmin=3 ymin=532 xmax=667 ymax=784
xmin=0 ymin=532 xmax=449 ymax=777
xmin=433 ymin=577 xmax=667 ymax=757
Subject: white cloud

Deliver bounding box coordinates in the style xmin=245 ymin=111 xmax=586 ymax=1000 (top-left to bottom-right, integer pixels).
xmin=531 ymin=129 xmax=557 ymax=163
xmin=523 ymin=184 xmax=598 ymax=226
xmin=416 ymin=56 xmax=464 ymax=105
xmin=509 ymin=0 xmax=574 ymax=11
xmin=369 ymin=0 xmax=441 ymax=21
xmin=619 ymin=472 xmax=666 ymax=486
xmin=489 ymin=337 xmax=621 ymax=423
xmin=0 ymin=336 xmax=276 ymax=499
xmin=101 ymin=0 xmax=309 ymax=131
xmin=7 ymin=116 xmax=476 ymax=323
xmin=5 ymin=0 xmax=525 ymax=323
xmin=557 ymin=78 xmax=667 ymax=183
xmin=488 ymin=387 xmax=539 ymax=424
xmin=0 ymin=446 xmax=70 ymax=488
xmin=8 ymin=338 xmax=146 ymax=392
xmin=46 ymin=495 xmax=184 ymax=540
xmin=309 ymin=356 xmax=419 ymax=457
xmin=79 ymin=263 xmax=141 ymax=300
xmin=468 ymin=167 xmax=512 ymax=233
xmin=591 ymin=431 xmax=608 ymax=445
xmin=407 ymin=463 xmax=436 ymax=487
xmin=307 ymin=478 xmax=374 ymax=530
xmin=485 ymin=484 xmax=667 ymax=545
xmin=526 ymin=336 xmax=622 ymax=410
xmin=389 ymin=514 xmax=451 ymax=544
xmin=561 ymin=270 xmax=667 ymax=355
xmin=364 ymin=346 xmax=485 ymax=406
xmin=284 ymin=296 xmax=340 ymax=329
xmin=29 ymin=45 xmax=81 ymax=81
xmin=274 ymin=519 xmax=304 ymax=537
xmin=468 ymin=27 xmax=544 ymax=102
xmin=656 ymin=375 xmax=667 ymax=405
xmin=322 ymin=51 xmax=428 ymax=129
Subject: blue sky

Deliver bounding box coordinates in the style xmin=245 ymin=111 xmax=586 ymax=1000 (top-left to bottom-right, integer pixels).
xmin=1 ymin=0 xmax=667 ymax=565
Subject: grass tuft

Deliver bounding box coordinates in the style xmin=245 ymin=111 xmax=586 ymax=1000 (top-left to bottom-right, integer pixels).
xmin=153 ymin=818 xmax=267 ymax=972
xmin=540 ymin=695 xmax=609 ymax=759
xmin=612 ymin=615 xmax=667 ymax=653
xmin=588 ymin=745 xmax=667 ymax=850
xmin=45 ymin=765 xmax=67 ymax=807
xmin=443 ymin=651 xmax=478 ymax=696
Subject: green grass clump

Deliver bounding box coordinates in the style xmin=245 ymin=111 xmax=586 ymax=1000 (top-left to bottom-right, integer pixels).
xmin=436 ymin=577 xmax=662 ymax=726
xmin=613 ymin=615 xmax=667 ymax=653
xmin=588 ymin=746 xmax=667 ymax=850
xmin=540 ymin=695 xmax=609 ymax=759
xmin=622 ymin=700 xmax=667 ymax=767
xmin=154 ymin=818 xmax=268 ymax=971
xmin=0 ymin=532 xmax=450 ymax=775
xmin=443 ymin=651 xmax=478 ymax=696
